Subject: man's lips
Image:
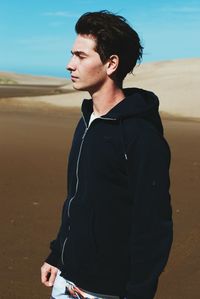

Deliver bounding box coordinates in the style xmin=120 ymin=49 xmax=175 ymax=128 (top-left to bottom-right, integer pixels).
xmin=71 ymin=75 xmax=79 ymax=81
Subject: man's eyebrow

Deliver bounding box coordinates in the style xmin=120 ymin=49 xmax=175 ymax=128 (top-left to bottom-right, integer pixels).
xmin=71 ymin=50 xmax=88 ymax=56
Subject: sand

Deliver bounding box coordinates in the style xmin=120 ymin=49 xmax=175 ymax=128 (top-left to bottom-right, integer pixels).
xmin=0 ymin=59 xmax=200 ymax=298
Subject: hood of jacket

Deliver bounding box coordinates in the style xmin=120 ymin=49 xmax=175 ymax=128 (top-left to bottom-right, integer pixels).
xmin=81 ymin=87 xmax=163 ymax=135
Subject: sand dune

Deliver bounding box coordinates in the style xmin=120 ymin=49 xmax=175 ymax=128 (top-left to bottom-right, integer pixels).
xmin=125 ymin=58 xmax=200 ymax=119
xmin=0 ymin=71 xmax=67 ymax=85
xmin=0 ymin=58 xmax=200 ymax=119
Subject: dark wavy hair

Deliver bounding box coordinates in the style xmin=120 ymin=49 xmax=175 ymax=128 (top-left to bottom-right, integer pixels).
xmin=75 ymin=10 xmax=143 ymax=83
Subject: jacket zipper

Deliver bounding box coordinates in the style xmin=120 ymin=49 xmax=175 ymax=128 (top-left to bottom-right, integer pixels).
xmin=61 ymin=114 xmax=116 ymax=265
xmin=67 ymin=115 xmax=115 ymax=218
xmin=67 ymin=127 xmax=88 ymax=218
xmin=61 ymin=115 xmax=88 ymax=265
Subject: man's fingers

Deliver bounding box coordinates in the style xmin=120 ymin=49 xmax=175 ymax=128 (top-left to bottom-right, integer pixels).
xmin=48 ymin=270 xmax=57 ymax=286
xmin=41 ymin=267 xmax=50 ymax=284
xmin=41 ymin=263 xmax=58 ymax=287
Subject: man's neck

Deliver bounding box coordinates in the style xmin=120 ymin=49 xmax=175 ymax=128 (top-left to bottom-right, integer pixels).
xmin=90 ymin=83 xmax=125 ymax=117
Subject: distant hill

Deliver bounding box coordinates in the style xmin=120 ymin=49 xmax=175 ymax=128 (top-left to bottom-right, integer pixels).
xmin=0 ymin=71 xmax=68 ymax=86
xmin=0 ymin=71 xmax=72 ymax=98
xmin=124 ymin=58 xmax=200 ymax=119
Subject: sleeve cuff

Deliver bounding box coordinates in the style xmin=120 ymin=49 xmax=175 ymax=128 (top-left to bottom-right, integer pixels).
xmin=45 ymin=251 xmax=60 ymax=267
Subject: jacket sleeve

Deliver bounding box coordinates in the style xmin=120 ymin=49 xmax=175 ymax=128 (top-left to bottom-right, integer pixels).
xmin=45 ymin=199 xmax=69 ymax=267
xmin=126 ymin=129 xmax=173 ymax=299
xmin=45 ymin=237 xmax=62 ymax=267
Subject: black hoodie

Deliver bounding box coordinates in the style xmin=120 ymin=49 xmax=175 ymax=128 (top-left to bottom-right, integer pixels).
xmin=46 ymin=88 xmax=173 ymax=299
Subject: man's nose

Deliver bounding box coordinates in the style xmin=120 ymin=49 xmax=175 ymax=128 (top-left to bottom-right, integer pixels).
xmin=66 ymin=57 xmax=76 ymax=71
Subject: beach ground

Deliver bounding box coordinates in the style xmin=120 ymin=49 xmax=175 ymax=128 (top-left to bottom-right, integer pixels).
xmin=0 ymin=101 xmax=200 ymax=299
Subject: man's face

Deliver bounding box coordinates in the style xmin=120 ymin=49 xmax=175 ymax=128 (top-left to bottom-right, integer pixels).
xmin=67 ymin=34 xmax=108 ymax=93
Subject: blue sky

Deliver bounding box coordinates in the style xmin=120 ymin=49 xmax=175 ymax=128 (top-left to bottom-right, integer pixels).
xmin=1 ymin=0 xmax=200 ymax=78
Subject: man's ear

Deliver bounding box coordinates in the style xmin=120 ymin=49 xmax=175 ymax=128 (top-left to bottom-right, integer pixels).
xmin=106 ymin=55 xmax=119 ymax=76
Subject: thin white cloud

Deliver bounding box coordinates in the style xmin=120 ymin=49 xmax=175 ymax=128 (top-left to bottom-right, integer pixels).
xmin=42 ymin=11 xmax=79 ymax=18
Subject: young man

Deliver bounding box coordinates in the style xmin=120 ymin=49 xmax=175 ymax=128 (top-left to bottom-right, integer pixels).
xmin=41 ymin=11 xmax=173 ymax=299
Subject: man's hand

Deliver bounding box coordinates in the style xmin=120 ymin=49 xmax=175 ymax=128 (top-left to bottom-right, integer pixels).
xmin=41 ymin=262 xmax=58 ymax=287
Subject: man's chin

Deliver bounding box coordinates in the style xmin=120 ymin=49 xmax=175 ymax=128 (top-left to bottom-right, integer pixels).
xmin=72 ymin=83 xmax=87 ymax=92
